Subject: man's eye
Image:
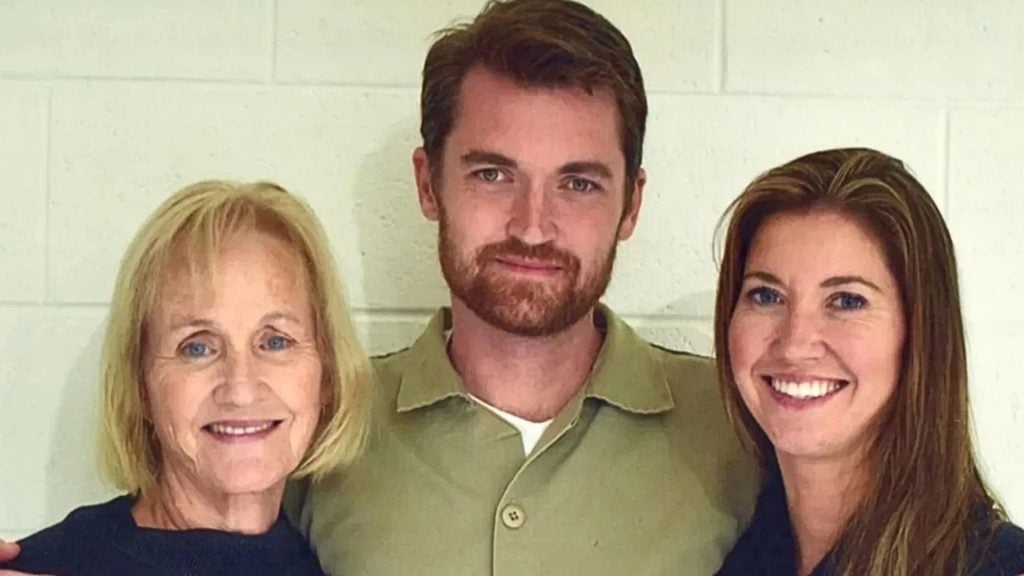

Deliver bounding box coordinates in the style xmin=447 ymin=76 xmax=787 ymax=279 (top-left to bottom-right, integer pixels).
xmin=746 ymin=286 xmax=782 ymax=306
xmin=262 ymin=335 xmax=293 ymax=351
xmin=181 ymin=341 xmax=212 ymax=358
xmin=829 ymin=292 xmax=867 ymax=311
xmin=568 ymin=178 xmax=598 ymax=193
xmin=474 ymin=168 xmax=504 ymax=183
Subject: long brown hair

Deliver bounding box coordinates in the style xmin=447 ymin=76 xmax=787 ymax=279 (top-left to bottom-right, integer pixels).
xmin=714 ymin=148 xmax=1005 ymax=575
xmin=420 ymin=0 xmax=647 ymax=198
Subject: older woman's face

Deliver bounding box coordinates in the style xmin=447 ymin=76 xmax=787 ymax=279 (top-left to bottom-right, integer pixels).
xmin=143 ymin=229 xmax=323 ymax=497
xmin=728 ymin=210 xmax=905 ymax=466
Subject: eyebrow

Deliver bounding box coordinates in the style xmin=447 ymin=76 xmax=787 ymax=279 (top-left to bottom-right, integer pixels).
xmin=820 ymin=275 xmax=883 ymax=293
xmin=167 ymin=312 xmax=302 ymax=333
xmin=261 ymin=312 xmax=303 ymax=325
xmin=743 ymin=271 xmax=884 ymax=293
xmin=560 ymin=161 xmax=613 ymax=180
xmin=168 ymin=317 xmax=216 ymax=333
xmin=460 ymin=150 xmax=517 ymax=168
xmin=459 ymin=150 xmax=613 ymax=180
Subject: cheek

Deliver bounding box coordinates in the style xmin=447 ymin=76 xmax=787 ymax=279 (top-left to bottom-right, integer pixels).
xmin=823 ymin=324 xmax=903 ymax=402
xmin=268 ymin=361 xmax=324 ymax=425
xmin=728 ymin=310 xmax=774 ymax=381
xmin=145 ymin=367 xmax=211 ymax=454
xmin=448 ymin=196 xmax=509 ymax=239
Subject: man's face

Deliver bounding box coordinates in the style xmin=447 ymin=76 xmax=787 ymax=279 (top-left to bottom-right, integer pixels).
xmin=414 ymin=66 xmax=644 ymax=337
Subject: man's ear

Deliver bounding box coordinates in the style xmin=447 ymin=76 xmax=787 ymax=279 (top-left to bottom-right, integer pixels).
xmin=617 ymin=167 xmax=646 ymax=240
xmin=413 ymin=147 xmax=440 ymax=221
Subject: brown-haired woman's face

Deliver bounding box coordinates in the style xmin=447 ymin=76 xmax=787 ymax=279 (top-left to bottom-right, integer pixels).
xmin=727 ymin=210 xmax=905 ymax=467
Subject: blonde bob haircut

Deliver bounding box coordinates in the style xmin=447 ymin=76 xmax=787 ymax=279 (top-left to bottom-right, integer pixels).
xmin=99 ymin=180 xmax=372 ymax=496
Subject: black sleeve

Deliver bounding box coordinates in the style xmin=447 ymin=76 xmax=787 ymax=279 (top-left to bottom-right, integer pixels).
xmin=1 ymin=521 xmax=83 ymax=575
xmin=975 ymin=521 xmax=1024 ymax=576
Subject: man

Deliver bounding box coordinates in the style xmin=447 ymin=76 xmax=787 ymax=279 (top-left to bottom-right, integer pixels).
xmin=289 ymin=1 xmax=757 ymax=575
xmin=1 ymin=1 xmax=757 ymax=575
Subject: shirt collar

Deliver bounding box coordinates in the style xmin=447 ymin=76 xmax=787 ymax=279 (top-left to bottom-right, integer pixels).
xmin=395 ymin=304 xmax=675 ymax=415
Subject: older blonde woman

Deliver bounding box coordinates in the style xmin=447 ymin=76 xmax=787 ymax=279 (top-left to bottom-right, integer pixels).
xmin=0 ymin=181 xmax=372 ymax=575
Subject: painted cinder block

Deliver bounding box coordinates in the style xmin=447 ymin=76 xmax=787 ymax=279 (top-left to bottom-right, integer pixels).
xmin=275 ymin=0 xmax=715 ymax=92
xmin=0 ymin=307 xmax=116 ymax=534
xmin=948 ymin=108 xmax=1024 ymax=326
xmin=0 ymin=0 xmax=272 ymax=80
xmin=603 ymin=93 xmax=943 ymax=317
xmin=47 ymin=83 xmax=446 ymax=309
xmin=965 ymin=322 xmax=1024 ymax=523
xmin=726 ymin=0 xmax=1024 ymax=99
xmin=0 ymin=84 xmax=47 ymax=303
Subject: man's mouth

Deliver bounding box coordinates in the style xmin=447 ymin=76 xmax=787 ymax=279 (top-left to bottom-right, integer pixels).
xmin=494 ymin=256 xmax=563 ymax=272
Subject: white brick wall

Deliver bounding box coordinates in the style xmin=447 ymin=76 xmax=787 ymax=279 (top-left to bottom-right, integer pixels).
xmin=1 ymin=0 xmax=1021 ymax=541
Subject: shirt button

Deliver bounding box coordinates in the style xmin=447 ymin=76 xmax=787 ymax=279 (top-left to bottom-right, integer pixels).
xmin=500 ymin=504 xmax=526 ymax=529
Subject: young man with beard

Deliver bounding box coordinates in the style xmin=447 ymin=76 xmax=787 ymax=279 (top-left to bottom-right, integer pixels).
xmin=288 ymin=1 xmax=758 ymax=575
xmin=0 ymin=1 xmax=757 ymax=575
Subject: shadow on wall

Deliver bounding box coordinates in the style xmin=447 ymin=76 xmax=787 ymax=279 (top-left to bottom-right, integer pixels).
xmin=623 ymin=290 xmax=717 ymax=356
xmin=47 ymin=322 xmax=117 ymax=521
xmin=349 ymin=115 xmax=445 ymax=354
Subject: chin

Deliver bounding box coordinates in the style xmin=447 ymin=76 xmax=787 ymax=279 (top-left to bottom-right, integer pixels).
xmin=207 ymin=464 xmax=291 ymax=497
xmin=770 ymin=432 xmax=863 ymax=465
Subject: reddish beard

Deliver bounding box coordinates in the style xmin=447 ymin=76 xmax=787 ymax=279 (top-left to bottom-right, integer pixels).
xmin=438 ymin=216 xmax=617 ymax=337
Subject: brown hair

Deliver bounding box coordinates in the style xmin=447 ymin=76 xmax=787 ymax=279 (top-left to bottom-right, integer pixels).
xmin=420 ymin=0 xmax=647 ymax=196
xmin=714 ymin=148 xmax=1004 ymax=575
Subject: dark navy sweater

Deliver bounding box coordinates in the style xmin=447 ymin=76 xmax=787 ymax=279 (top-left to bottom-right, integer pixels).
xmin=716 ymin=477 xmax=1024 ymax=576
xmin=2 ymin=495 xmax=325 ymax=576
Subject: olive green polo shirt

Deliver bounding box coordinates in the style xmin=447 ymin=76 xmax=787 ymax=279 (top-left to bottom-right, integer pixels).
xmin=288 ymin=305 xmax=759 ymax=576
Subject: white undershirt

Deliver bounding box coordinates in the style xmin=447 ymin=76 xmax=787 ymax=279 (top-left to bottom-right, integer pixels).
xmin=445 ymin=329 xmax=554 ymax=455
xmin=469 ymin=394 xmax=554 ymax=456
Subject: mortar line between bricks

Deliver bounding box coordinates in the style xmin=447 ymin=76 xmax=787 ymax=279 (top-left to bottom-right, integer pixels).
xmin=940 ymin=108 xmax=951 ymax=215
xmin=41 ymin=87 xmax=53 ymax=304
xmin=269 ymin=0 xmax=279 ymax=82
xmin=0 ymin=301 xmax=109 ymax=311
xmin=714 ymin=0 xmax=727 ymax=93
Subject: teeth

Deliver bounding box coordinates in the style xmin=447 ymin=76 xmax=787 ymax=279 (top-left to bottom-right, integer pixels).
xmin=208 ymin=421 xmax=276 ymax=436
xmin=770 ymin=378 xmax=842 ymax=400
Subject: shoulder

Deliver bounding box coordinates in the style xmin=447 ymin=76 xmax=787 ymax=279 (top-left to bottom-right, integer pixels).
xmin=975 ymin=520 xmax=1024 ymax=576
xmin=647 ymin=343 xmax=729 ymax=428
xmin=369 ymin=346 xmax=415 ymax=416
xmin=648 ymin=343 xmax=718 ymax=394
xmin=370 ymin=345 xmax=415 ymax=384
xmin=2 ymin=496 xmax=131 ymax=573
xmin=644 ymin=343 xmax=761 ymax=527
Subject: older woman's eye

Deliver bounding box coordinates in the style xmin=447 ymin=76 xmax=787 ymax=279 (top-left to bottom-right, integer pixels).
xmin=829 ymin=291 xmax=868 ymax=311
xmin=262 ymin=334 xmax=294 ymax=352
xmin=746 ymin=286 xmax=782 ymax=306
xmin=181 ymin=341 xmax=212 ymax=358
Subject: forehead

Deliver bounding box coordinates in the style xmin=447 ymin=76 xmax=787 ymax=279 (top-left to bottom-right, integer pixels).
xmin=748 ymin=210 xmax=892 ymax=277
xmin=446 ymin=66 xmax=624 ymax=171
xmin=152 ymin=229 xmax=311 ymax=317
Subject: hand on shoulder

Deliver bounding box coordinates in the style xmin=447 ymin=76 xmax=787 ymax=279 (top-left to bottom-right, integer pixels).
xmin=0 ymin=540 xmax=18 ymax=563
xmin=0 ymin=540 xmax=49 ymax=576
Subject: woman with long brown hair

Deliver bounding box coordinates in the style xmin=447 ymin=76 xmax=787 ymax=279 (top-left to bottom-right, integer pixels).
xmin=714 ymin=148 xmax=1024 ymax=576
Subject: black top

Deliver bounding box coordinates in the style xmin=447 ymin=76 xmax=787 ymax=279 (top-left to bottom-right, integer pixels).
xmin=717 ymin=477 xmax=1024 ymax=576
xmin=1 ymin=495 xmax=325 ymax=576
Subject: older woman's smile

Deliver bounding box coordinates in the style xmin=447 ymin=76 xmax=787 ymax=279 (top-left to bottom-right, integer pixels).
xmin=204 ymin=420 xmax=284 ymax=439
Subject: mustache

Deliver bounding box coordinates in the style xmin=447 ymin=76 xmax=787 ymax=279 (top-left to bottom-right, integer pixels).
xmin=476 ymin=237 xmax=578 ymax=269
